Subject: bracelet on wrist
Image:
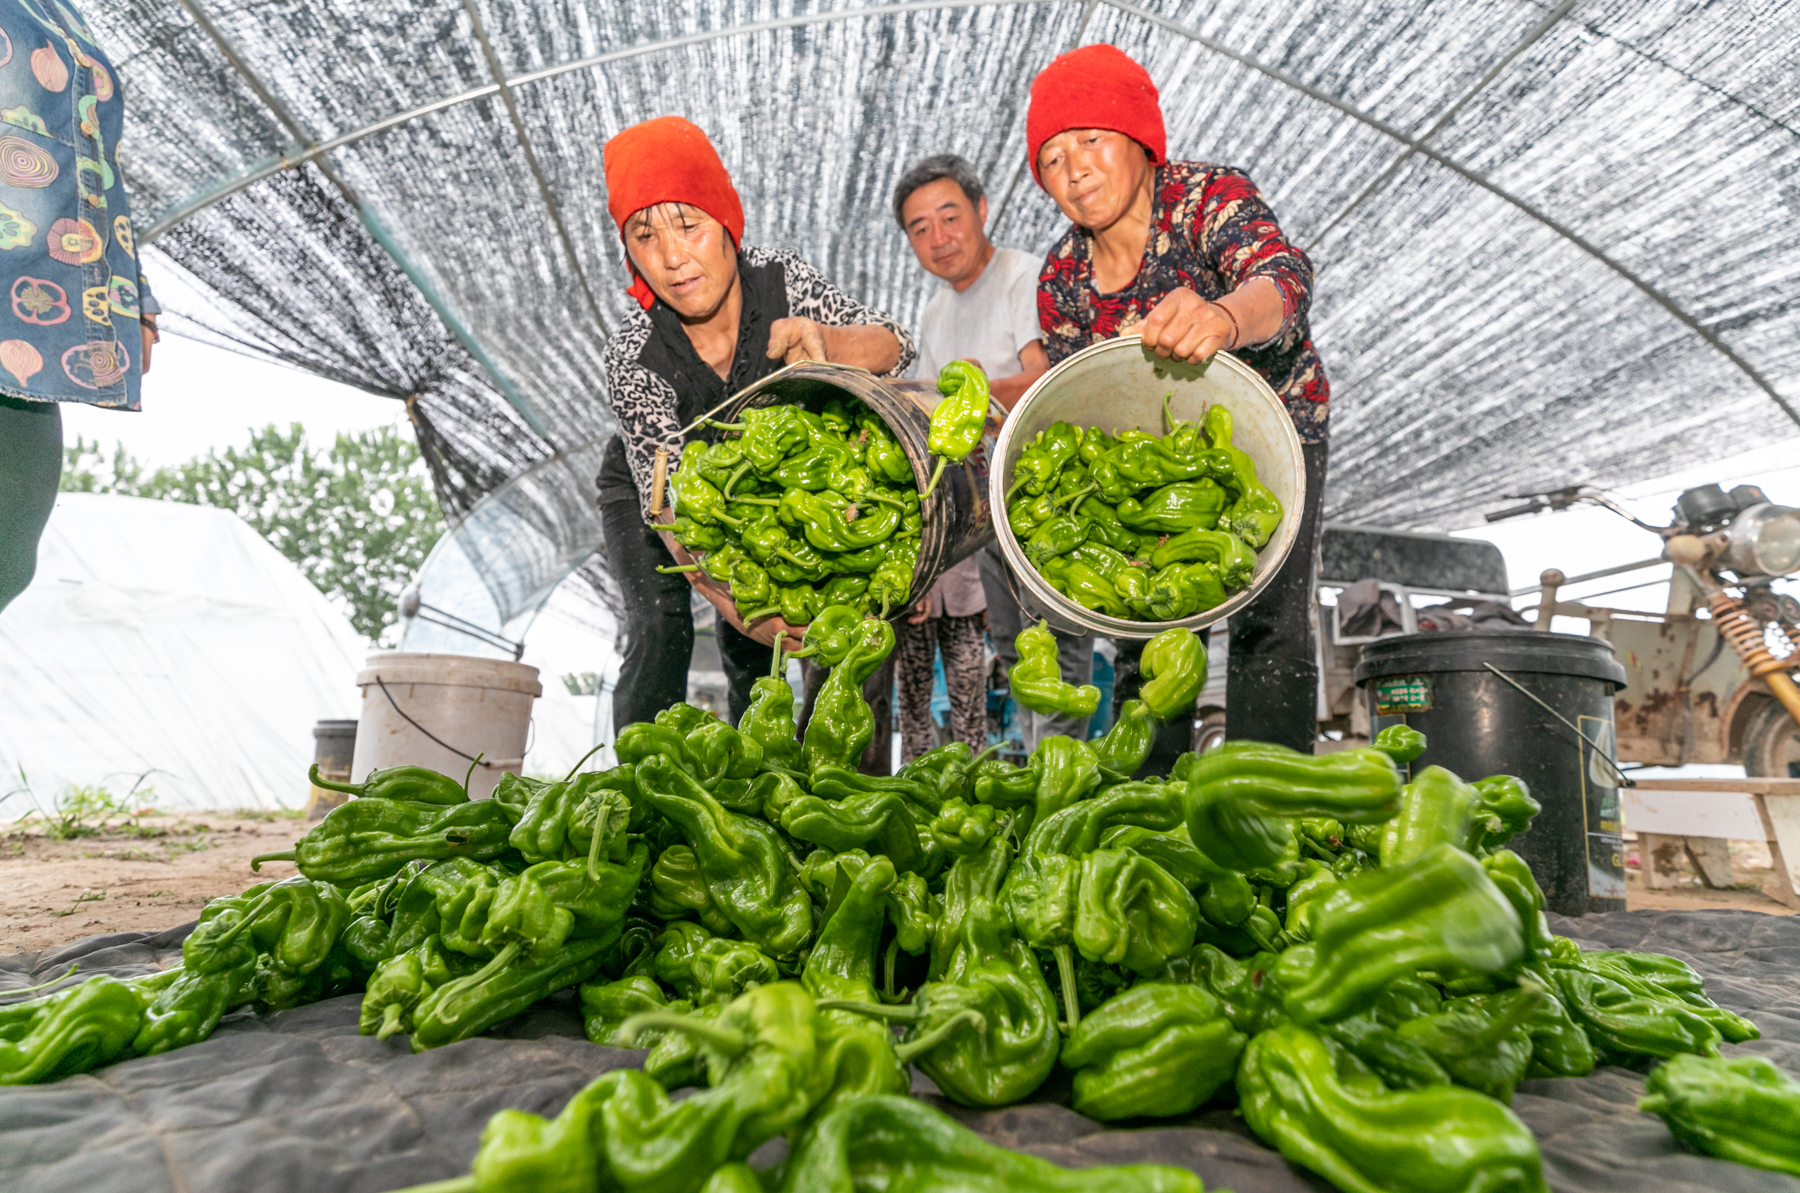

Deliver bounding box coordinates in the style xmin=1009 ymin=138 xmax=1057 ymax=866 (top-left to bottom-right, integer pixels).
xmin=1211 ymin=301 xmax=1241 ymax=351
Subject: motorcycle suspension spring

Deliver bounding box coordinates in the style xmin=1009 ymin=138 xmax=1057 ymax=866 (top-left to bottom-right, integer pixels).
xmin=1707 ymin=590 xmax=1783 ymax=678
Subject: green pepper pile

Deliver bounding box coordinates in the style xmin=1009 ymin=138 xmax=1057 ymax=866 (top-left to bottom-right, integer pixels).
xmin=660 ymin=392 xmax=927 ymax=623
xmin=1005 ymin=395 xmax=1281 ymax=622
xmin=3 ymin=608 xmax=1781 ymax=1193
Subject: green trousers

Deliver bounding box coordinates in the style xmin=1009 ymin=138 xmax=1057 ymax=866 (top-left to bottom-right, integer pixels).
xmin=0 ymin=394 xmax=62 ymax=612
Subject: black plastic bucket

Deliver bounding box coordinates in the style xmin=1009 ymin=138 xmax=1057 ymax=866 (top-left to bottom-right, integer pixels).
xmin=1354 ymin=631 xmax=1629 ymax=916
xmin=308 ymin=719 xmax=359 ymax=819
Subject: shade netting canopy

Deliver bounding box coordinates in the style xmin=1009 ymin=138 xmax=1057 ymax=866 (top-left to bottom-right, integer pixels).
xmin=90 ymin=0 xmax=1800 ymax=648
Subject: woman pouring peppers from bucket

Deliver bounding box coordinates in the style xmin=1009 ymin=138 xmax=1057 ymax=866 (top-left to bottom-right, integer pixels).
xmin=594 ymin=116 xmax=915 ymax=729
xmin=1024 ymin=44 xmax=1331 ymax=759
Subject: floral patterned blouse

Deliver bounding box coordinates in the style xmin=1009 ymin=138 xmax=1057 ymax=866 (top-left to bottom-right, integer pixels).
xmin=1038 ymin=161 xmax=1328 ymax=443
xmin=0 ymin=0 xmax=156 ymax=410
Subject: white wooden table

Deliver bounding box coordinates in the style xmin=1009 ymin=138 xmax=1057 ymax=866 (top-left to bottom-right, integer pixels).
xmin=1623 ymin=778 xmax=1800 ymax=909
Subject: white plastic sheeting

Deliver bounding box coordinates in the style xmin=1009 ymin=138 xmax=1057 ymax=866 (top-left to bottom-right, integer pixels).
xmin=0 ymin=494 xmax=364 ymax=812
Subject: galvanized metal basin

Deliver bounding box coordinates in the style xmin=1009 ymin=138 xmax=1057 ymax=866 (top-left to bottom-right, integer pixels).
xmin=990 ymin=338 xmax=1306 ymax=639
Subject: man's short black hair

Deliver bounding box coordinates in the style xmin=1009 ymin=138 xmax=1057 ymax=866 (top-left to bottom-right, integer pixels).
xmin=892 ymin=154 xmax=985 ymax=229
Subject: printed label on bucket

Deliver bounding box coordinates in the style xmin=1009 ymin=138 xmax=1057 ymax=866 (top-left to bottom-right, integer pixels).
xmin=1373 ymin=675 xmax=1433 ymax=715
xmin=1579 ymin=715 xmax=1627 ymax=901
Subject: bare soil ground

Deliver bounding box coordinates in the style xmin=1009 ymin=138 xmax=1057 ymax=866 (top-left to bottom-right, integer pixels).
xmin=0 ymin=812 xmax=305 ymax=953
xmin=1 ymin=817 xmax=1791 ymax=957
xmin=1622 ymin=832 xmax=1795 ymax=915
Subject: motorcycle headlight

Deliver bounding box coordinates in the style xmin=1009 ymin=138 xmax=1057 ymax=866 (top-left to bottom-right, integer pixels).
xmin=1725 ymin=504 xmax=1800 ymax=577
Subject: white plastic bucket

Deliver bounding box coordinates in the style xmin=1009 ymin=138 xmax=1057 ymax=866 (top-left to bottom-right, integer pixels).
xmin=351 ymin=652 xmax=542 ymax=800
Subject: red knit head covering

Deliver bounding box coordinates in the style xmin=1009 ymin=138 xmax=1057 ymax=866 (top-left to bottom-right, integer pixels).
xmin=1026 ymin=44 xmax=1166 ymax=187
xmin=603 ymin=116 xmax=746 ymax=309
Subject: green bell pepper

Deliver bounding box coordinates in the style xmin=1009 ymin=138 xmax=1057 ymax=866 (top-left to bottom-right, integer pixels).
xmin=647 ymin=843 xmax=737 ymax=935
xmin=1144 ymin=562 xmax=1225 ymax=620
xmin=1147 ymin=527 xmax=1255 ymax=586
xmin=1545 ymin=966 xmax=1724 ymax=1061
xmin=1391 ymin=984 xmax=1540 ymax=1103
xmin=1024 ymin=514 xmax=1089 ymax=567
xmin=1073 ymin=496 xmax=1146 ymax=554
xmin=1572 ymin=949 xmax=1758 ymax=1042
xmin=306 ymin=762 xmax=467 ymax=805
xmin=739 ymin=636 xmax=803 ymax=770
xmin=1010 ymin=422 xmax=1082 ymax=499
xmin=1471 ymin=775 xmax=1542 ymax=854
xmin=1202 ymin=405 xmax=1284 ymax=549
xmin=1640 ymin=1053 xmax=1800 ymax=1177
xmin=508 ymin=764 xmax=637 ymax=866
xmin=251 ymin=796 xmax=516 ymax=885
xmin=824 ymin=829 xmax=1062 ymax=1107
xmin=1452 ymin=983 xmax=1596 ymax=1079
xmin=1237 ymin=1024 xmax=1548 ymax=1193
xmin=637 ymin=755 xmax=814 ymax=958
xmin=359 ymin=936 xmax=474 ymax=1041
xmin=799 ymin=854 xmax=910 ymax=1113
xmin=1379 ymin=765 xmax=1483 ymax=865
xmin=0 ymin=975 xmax=145 ymax=1084
xmin=1057 ymin=559 xmax=1128 ymax=618
xmin=671 ymin=464 xmax=744 ymax=530
xmin=866 ymin=534 xmax=918 ymax=615
xmin=134 ymin=956 xmax=258 ymax=1056
xmin=1059 ymin=983 xmax=1246 ymax=1120
xmin=778 ymin=1094 xmax=1204 ymax=1193
xmin=862 ymin=418 xmax=915 ymax=487
xmin=768 ymin=779 xmax=926 ymax=876
xmin=653 ymin=921 xmax=780 ymax=1006
xmin=579 ymin=974 xmax=691 ymax=1048
xmin=1274 ymin=843 xmax=1525 ymax=1024
xmin=1372 ymin=723 xmax=1426 ymax=763
xmin=409 ymin=934 xmax=613 ymax=1052
xmin=1115 ymin=481 xmax=1228 ymax=534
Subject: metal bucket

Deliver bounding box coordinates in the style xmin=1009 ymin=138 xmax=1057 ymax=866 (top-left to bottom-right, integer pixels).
xmin=990 ymin=339 xmax=1306 ymax=639
xmin=706 ymin=361 xmax=994 ymax=615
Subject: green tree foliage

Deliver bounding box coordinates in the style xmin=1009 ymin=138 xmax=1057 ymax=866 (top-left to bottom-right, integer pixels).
xmin=61 ymin=424 xmax=444 ymax=641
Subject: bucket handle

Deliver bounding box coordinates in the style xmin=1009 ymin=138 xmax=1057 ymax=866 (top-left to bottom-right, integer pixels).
xmin=374 ymin=676 xmax=513 ymax=771
xmin=1481 ymin=663 xmax=1635 ymax=788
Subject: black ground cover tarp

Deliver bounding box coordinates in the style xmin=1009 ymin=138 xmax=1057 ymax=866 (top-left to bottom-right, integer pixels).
xmin=3 ymin=909 xmax=1799 ymax=1193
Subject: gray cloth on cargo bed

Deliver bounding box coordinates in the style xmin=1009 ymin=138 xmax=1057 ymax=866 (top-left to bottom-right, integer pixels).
xmin=3 ymin=909 xmax=1798 ymax=1193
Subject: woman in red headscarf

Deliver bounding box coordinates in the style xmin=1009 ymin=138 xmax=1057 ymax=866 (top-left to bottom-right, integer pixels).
xmin=1027 ymin=45 xmax=1329 ymax=760
xmin=596 ymin=116 xmax=914 ymax=728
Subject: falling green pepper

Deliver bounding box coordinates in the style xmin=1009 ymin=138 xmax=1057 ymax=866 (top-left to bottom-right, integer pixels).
xmin=923 ymin=360 xmax=990 ymax=498
xmin=1008 ymin=620 xmax=1100 ymax=719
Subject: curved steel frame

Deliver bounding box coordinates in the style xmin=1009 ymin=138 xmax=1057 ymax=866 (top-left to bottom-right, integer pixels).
xmin=140 ymin=0 xmax=1800 ymax=432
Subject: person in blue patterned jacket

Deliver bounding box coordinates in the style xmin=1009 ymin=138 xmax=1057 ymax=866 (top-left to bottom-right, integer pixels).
xmin=0 ymin=0 xmax=156 ymax=611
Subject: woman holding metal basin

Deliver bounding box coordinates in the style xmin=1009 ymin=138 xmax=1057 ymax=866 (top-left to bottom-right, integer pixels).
xmin=595 ymin=116 xmax=914 ymax=728
xmin=1026 ymin=44 xmax=1330 ymax=757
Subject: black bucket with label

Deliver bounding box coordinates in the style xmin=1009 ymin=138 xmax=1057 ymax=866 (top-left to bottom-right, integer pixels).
xmin=1354 ymin=631 xmax=1629 ymax=916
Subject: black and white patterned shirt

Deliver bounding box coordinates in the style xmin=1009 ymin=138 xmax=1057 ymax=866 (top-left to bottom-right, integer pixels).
xmin=596 ymin=246 xmax=916 ymax=516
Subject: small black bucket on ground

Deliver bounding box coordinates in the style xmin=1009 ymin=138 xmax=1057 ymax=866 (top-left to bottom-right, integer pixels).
xmin=1354 ymin=631 xmax=1629 ymax=916
xmin=307 ymin=719 xmax=358 ymax=820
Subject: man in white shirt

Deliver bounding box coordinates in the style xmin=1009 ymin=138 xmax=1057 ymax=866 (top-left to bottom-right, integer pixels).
xmin=894 ymin=154 xmax=1094 ymax=750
